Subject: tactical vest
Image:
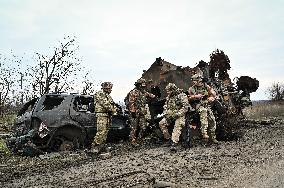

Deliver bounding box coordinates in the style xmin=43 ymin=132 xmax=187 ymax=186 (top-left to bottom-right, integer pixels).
xmin=94 ymin=90 xmax=115 ymax=113
xmin=190 ymin=84 xmax=209 ymax=96
xmin=166 ymin=92 xmax=187 ymax=111
xmin=127 ymin=88 xmax=147 ymax=112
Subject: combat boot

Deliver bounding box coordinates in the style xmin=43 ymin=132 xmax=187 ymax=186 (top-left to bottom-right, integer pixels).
xmin=104 ymin=146 xmax=112 ymax=153
xmin=91 ymin=143 xmax=103 ymax=154
xmin=201 ymin=133 xmax=209 ymax=139
xmin=163 ymin=139 xmax=172 ymax=147
xmin=170 ymin=142 xmax=178 ymax=152
xmin=209 ymin=137 xmax=219 ymax=144
xmin=138 ymin=129 xmax=145 ymax=141
xmin=131 ymin=139 xmax=139 ymax=147
xmin=91 ymin=142 xmax=105 ymax=154
xmin=209 ymin=134 xmax=219 ymax=144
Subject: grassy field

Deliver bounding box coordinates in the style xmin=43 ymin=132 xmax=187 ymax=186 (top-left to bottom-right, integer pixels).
xmin=243 ymin=100 xmax=284 ymax=119
xmin=0 ymin=113 xmax=16 ymax=133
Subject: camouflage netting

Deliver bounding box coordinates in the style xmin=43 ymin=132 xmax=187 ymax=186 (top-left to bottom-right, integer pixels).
xmin=197 ymin=60 xmax=210 ymax=81
xmin=209 ymin=49 xmax=231 ymax=80
xmin=236 ymin=76 xmax=259 ymax=93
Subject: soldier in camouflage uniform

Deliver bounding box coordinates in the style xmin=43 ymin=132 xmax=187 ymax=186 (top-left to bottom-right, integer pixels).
xmin=92 ymin=82 xmax=117 ymax=153
xmin=188 ymin=74 xmax=218 ymax=143
xmin=126 ymin=78 xmax=155 ymax=144
xmin=159 ymin=83 xmax=189 ymax=150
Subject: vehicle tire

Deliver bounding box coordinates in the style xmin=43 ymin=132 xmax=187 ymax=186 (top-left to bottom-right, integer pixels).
xmin=49 ymin=125 xmax=86 ymax=151
xmin=59 ymin=140 xmax=74 ymax=151
xmin=50 ymin=135 xmax=78 ymax=151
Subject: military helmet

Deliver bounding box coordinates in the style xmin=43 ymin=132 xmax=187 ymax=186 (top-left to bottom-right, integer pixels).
xmin=135 ymin=78 xmax=147 ymax=86
xmin=165 ymin=83 xmax=178 ymax=92
xmin=191 ymin=74 xmax=203 ymax=81
xmin=101 ymin=82 xmax=113 ymax=89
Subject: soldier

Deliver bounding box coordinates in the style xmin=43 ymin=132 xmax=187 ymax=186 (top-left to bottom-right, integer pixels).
xmin=92 ymin=82 xmax=117 ymax=153
xmin=159 ymin=83 xmax=189 ymax=151
xmin=188 ymin=74 xmax=218 ymax=144
xmin=126 ymin=78 xmax=155 ymax=145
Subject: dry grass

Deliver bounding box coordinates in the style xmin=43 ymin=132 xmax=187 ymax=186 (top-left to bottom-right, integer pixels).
xmin=0 ymin=138 xmax=11 ymax=155
xmin=243 ymin=101 xmax=284 ymax=119
xmin=0 ymin=113 xmax=16 ymax=133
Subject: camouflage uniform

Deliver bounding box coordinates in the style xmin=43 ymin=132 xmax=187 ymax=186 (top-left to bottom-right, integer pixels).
xmin=188 ymin=75 xmax=218 ymax=143
xmin=92 ymin=82 xmax=117 ymax=148
xmin=159 ymin=83 xmax=189 ymax=144
xmin=126 ymin=78 xmax=155 ymax=143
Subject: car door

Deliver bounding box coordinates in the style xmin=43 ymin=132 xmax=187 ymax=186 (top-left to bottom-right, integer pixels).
xmin=69 ymin=95 xmax=97 ymax=140
xmin=33 ymin=94 xmax=70 ymax=129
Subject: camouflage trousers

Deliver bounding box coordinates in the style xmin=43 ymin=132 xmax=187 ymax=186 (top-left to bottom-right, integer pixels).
xmin=129 ymin=114 xmax=148 ymax=142
xmin=93 ymin=116 xmax=111 ymax=146
xmin=159 ymin=115 xmax=186 ymax=144
xmin=197 ymin=106 xmax=216 ymax=138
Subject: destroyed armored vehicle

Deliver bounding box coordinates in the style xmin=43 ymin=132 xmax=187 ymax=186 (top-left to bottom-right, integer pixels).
xmin=8 ymin=93 xmax=130 ymax=155
xmin=137 ymin=49 xmax=259 ymax=140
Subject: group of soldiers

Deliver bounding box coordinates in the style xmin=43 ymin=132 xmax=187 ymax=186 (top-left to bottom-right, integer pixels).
xmin=91 ymin=74 xmax=219 ymax=153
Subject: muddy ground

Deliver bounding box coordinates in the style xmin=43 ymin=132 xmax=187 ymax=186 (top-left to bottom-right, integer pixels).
xmin=0 ymin=117 xmax=283 ymax=188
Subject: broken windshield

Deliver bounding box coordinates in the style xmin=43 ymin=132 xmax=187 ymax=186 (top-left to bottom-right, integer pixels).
xmin=73 ymin=96 xmax=94 ymax=113
xmin=41 ymin=95 xmax=66 ymax=111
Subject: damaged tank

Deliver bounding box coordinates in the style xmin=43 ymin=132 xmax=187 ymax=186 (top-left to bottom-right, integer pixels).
xmin=137 ymin=49 xmax=259 ymax=140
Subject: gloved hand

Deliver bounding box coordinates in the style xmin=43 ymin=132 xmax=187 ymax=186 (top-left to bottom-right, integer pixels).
xmin=195 ymin=94 xmax=204 ymax=99
xmin=208 ymin=96 xmax=215 ymax=102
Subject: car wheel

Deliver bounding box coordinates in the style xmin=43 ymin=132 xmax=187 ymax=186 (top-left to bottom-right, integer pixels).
xmin=59 ymin=140 xmax=74 ymax=151
xmin=51 ymin=135 xmax=82 ymax=151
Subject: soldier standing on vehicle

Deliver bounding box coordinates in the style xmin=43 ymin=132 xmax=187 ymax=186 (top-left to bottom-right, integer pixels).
xmin=159 ymin=83 xmax=189 ymax=151
xmin=188 ymin=74 xmax=218 ymax=144
xmin=125 ymin=78 xmax=155 ymax=145
xmin=92 ymin=82 xmax=117 ymax=153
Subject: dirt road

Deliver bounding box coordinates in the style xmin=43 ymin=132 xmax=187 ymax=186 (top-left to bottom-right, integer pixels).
xmin=1 ymin=118 xmax=283 ymax=187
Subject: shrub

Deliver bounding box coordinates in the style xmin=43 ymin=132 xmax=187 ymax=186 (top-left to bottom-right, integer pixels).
xmin=243 ymin=101 xmax=284 ymax=119
xmin=266 ymin=82 xmax=284 ymax=101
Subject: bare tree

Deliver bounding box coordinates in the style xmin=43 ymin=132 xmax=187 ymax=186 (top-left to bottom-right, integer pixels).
xmin=0 ymin=36 xmax=97 ymax=113
xmin=266 ymin=82 xmax=284 ymax=101
xmin=28 ymin=36 xmax=82 ymax=96
xmin=0 ymin=54 xmax=23 ymax=114
xmin=81 ymin=71 xmax=96 ymax=95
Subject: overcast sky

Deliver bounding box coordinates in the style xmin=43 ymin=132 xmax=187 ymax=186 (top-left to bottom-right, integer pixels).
xmin=1 ymin=0 xmax=283 ymax=101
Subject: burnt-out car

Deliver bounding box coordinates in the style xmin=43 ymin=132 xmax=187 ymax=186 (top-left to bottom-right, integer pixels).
xmin=8 ymin=93 xmax=130 ymax=154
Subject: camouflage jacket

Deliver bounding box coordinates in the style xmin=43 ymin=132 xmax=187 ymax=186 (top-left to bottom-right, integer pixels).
xmin=188 ymin=83 xmax=216 ymax=108
xmin=163 ymin=91 xmax=189 ymax=118
xmin=127 ymin=88 xmax=155 ymax=114
xmin=94 ymin=90 xmax=116 ymax=117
